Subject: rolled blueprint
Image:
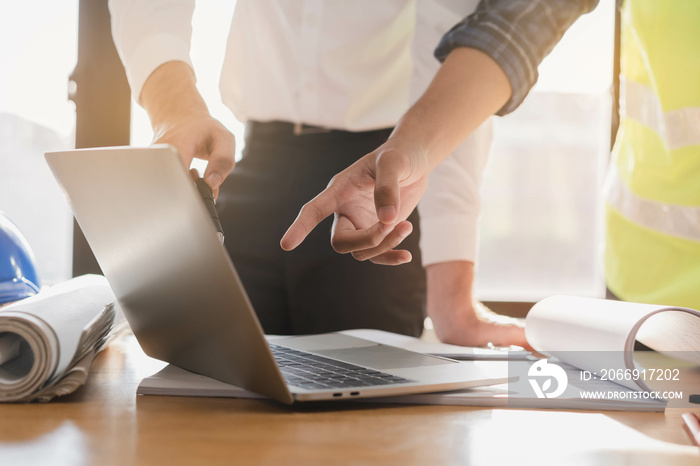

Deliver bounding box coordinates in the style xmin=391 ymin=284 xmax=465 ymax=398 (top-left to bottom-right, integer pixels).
xmin=0 ymin=275 xmax=116 ymax=402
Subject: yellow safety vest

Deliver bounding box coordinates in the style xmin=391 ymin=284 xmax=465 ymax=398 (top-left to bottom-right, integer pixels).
xmin=605 ymin=0 xmax=700 ymax=308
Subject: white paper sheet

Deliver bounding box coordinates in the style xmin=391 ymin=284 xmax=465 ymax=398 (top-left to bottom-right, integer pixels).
xmin=525 ymin=295 xmax=700 ymax=390
xmin=0 ymin=275 xmax=116 ymax=402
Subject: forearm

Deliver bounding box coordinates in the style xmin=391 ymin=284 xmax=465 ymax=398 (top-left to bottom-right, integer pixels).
xmin=138 ymin=61 xmax=235 ymax=194
xmin=109 ymin=2 xmax=232 ymax=194
xmin=435 ymin=0 xmax=600 ymax=115
xmin=426 ymin=260 xmax=477 ymax=344
xmin=140 ymin=61 xmax=210 ymax=131
xmin=426 ymin=260 xmax=528 ymax=347
xmin=389 ymin=48 xmax=510 ymax=169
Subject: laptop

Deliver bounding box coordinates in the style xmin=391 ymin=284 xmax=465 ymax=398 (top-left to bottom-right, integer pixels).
xmin=46 ymin=145 xmax=508 ymax=404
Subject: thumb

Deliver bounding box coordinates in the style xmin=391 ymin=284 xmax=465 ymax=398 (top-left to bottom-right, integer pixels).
xmin=374 ymin=151 xmax=406 ymax=224
xmin=202 ymin=133 xmax=236 ymax=198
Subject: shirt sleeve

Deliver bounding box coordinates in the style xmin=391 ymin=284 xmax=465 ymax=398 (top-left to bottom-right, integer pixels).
xmin=418 ymin=119 xmax=493 ymax=267
xmin=108 ymin=0 xmax=196 ymax=102
xmin=434 ymin=0 xmax=600 ymax=115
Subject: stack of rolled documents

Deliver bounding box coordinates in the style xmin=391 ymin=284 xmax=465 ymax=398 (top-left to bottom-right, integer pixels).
xmin=0 ymin=274 xmax=117 ymax=402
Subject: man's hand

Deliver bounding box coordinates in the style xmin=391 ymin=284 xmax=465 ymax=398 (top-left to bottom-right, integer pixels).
xmin=151 ymin=114 xmax=235 ymax=198
xmin=280 ymin=135 xmax=430 ymax=265
xmin=140 ymin=61 xmax=235 ymax=198
xmin=427 ymin=261 xmax=530 ymax=348
xmin=280 ymin=48 xmax=510 ymax=263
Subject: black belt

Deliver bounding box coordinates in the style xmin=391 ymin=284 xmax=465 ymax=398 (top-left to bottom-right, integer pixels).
xmin=246 ymin=120 xmax=393 ymax=138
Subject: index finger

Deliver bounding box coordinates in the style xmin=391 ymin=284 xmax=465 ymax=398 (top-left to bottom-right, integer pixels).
xmin=281 ymin=188 xmax=339 ymax=251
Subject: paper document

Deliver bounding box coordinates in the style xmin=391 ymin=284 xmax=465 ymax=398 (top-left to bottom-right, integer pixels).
xmin=526 ymin=295 xmax=700 ymax=391
xmin=0 ymin=275 xmax=118 ymax=402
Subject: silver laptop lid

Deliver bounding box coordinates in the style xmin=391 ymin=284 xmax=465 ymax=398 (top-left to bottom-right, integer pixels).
xmin=46 ymin=145 xmax=293 ymax=404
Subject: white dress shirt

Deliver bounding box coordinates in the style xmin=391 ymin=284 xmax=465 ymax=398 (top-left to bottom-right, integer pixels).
xmin=109 ymin=0 xmax=491 ymax=266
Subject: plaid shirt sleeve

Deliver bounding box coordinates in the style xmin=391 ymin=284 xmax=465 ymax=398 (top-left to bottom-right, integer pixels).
xmin=435 ymin=0 xmax=600 ymax=115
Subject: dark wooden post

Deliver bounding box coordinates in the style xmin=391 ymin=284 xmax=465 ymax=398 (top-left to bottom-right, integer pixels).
xmin=69 ymin=0 xmax=131 ymax=276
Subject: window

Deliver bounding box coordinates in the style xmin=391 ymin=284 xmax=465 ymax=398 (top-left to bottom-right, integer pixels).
xmin=0 ymin=1 xmax=78 ymax=285
xmin=476 ymin=0 xmax=615 ymax=302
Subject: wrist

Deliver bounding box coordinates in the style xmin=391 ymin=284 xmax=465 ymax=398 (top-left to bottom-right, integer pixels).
xmin=392 ymin=47 xmax=510 ymax=170
xmin=389 ymin=101 xmax=445 ymax=170
xmin=140 ymin=61 xmax=210 ymax=131
xmin=426 ymin=261 xmax=478 ymax=342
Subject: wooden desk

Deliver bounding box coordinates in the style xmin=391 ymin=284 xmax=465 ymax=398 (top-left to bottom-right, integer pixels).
xmin=0 ymin=336 xmax=698 ymax=466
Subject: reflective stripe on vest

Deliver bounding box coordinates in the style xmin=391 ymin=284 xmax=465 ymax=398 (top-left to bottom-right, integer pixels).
xmin=622 ymin=78 xmax=700 ymax=150
xmin=605 ymin=162 xmax=700 ymax=242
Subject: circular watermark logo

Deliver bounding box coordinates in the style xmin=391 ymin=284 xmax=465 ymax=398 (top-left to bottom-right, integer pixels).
xmin=528 ymin=359 xmax=568 ymax=398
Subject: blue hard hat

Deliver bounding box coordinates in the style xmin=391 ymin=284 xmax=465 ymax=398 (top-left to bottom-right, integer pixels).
xmin=0 ymin=212 xmax=41 ymax=305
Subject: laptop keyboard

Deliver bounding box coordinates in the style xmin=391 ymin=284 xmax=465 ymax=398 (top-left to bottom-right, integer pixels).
xmin=269 ymin=344 xmax=415 ymax=390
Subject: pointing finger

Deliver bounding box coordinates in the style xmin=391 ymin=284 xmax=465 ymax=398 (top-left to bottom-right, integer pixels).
xmin=281 ymin=188 xmax=339 ymax=251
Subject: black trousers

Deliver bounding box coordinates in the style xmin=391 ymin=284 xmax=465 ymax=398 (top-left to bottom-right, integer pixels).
xmin=216 ymin=122 xmax=426 ymax=337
